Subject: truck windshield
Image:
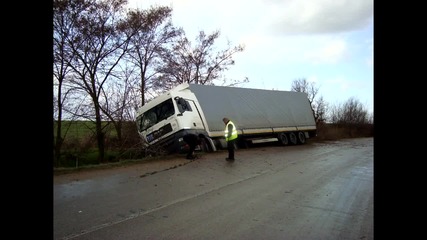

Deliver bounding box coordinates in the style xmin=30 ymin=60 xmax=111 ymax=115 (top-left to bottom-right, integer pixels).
xmin=137 ymin=98 xmax=175 ymax=132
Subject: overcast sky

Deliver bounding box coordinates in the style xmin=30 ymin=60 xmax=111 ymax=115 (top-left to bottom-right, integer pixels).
xmin=127 ymin=0 xmax=374 ymax=114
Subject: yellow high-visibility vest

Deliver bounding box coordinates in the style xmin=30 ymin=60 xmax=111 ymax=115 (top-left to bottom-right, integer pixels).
xmin=224 ymin=120 xmax=238 ymax=141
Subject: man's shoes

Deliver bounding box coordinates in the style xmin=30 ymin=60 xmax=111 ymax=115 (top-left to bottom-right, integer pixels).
xmin=225 ymin=158 xmax=235 ymax=161
xmin=186 ymin=155 xmax=196 ymax=160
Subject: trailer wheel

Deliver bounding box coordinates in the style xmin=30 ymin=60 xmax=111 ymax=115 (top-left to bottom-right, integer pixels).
xmin=278 ymin=133 xmax=289 ymax=145
xmin=288 ymin=132 xmax=297 ymax=145
xmin=238 ymin=138 xmax=250 ymax=149
xmin=297 ymin=131 xmax=306 ymax=144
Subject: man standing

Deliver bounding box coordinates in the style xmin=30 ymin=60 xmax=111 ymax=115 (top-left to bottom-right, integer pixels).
xmin=223 ymin=117 xmax=238 ymax=161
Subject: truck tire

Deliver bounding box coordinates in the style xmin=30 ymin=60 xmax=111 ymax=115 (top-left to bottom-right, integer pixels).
xmin=200 ymin=138 xmax=214 ymax=152
xmin=238 ymin=138 xmax=250 ymax=149
xmin=278 ymin=132 xmax=289 ymax=145
xmin=297 ymin=131 xmax=306 ymax=144
xmin=288 ymin=132 xmax=297 ymax=145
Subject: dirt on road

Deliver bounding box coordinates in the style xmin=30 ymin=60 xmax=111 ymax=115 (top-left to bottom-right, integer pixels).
xmin=54 ymin=159 xmax=190 ymax=185
xmin=53 ymin=138 xmax=358 ymax=185
xmin=53 ymin=153 xmax=217 ymax=185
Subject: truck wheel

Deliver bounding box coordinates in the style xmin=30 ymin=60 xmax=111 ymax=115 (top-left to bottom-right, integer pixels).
xmin=200 ymin=138 xmax=213 ymax=152
xmin=288 ymin=132 xmax=297 ymax=145
xmin=297 ymin=131 xmax=306 ymax=144
xmin=278 ymin=132 xmax=289 ymax=145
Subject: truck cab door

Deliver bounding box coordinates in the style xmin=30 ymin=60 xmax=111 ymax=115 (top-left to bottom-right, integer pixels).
xmin=187 ymin=100 xmax=205 ymax=129
xmin=175 ymin=97 xmax=205 ymax=130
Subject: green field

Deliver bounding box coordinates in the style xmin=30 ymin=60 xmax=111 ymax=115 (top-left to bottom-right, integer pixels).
xmin=53 ymin=120 xmax=117 ymax=139
xmin=53 ymin=120 xmax=142 ymax=168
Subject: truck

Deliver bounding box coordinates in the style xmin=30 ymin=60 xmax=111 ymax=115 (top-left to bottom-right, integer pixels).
xmin=135 ymin=83 xmax=317 ymax=154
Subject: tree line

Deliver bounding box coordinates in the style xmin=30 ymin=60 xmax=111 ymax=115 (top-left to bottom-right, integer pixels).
xmin=53 ymin=0 xmax=373 ymax=166
xmin=291 ymin=79 xmax=373 ymax=125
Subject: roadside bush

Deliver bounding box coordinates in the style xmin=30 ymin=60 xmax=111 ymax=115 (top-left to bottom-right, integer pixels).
xmin=315 ymin=122 xmax=374 ymax=141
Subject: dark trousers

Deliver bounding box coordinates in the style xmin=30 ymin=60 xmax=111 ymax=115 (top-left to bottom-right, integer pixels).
xmin=183 ymin=134 xmax=199 ymax=159
xmin=187 ymin=144 xmax=196 ymax=159
xmin=227 ymin=139 xmax=236 ymax=159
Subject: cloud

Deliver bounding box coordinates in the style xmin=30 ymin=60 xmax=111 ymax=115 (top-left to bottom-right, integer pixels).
xmin=238 ymin=34 xmax=349 ymax=66
xmin=266 ymin=0 xmax=373 ymax=35
xmin=303 ymin=38 xmax=347 ymax=64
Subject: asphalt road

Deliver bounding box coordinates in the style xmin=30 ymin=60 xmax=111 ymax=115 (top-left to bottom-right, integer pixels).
xmin=54 ymin=137 xmax=373 ymax=240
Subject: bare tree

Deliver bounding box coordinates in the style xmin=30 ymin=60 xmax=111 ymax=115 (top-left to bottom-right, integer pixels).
xmin=314 ymin=95 xmax=328 ymax=123
xmin=53 ymin=0 xmax=70 ymax=165
xmin=155 ymin=30 xmax=247 ymax=90
xmin=329 ymin=97 xmax=369 ymax=124
xmin=328 ymin=97 xmax=371 ymax=137
xmin=61 ymin=0 xmax=132 ymax=163
xmin=291 ymin=78 xmax=324 ymax=122
xmin=98 ymin=64 xmax=139 ymax=150
xmin=53 ymin=0 xmax=95 ymax=165
xmin=124 ymin=5 xmax=182 ymax=107
xmin=367 ymin=112 xmax=374 ymax=124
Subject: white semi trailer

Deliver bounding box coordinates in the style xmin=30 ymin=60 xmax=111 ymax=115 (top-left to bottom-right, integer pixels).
xmin=135 ymin=83 xmax=317 ymax=154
